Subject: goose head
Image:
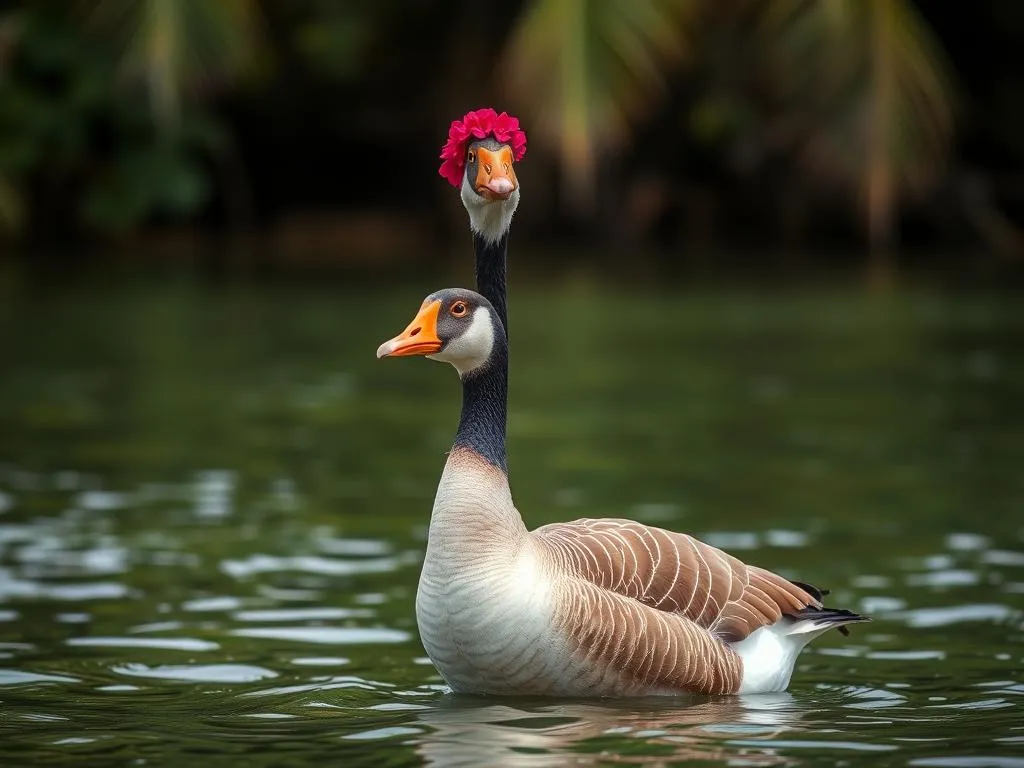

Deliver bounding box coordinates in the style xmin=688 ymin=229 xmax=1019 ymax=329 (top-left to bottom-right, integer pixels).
xmin=459 ymin=135 xmax=521 ymax=236
xmin=376 ymin=289 xmax=504 ymax=377
xmin=439 ymin=109 xmax=527 ymax=244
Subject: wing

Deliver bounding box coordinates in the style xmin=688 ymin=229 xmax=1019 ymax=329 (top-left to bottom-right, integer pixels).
xmin=533 ymin=518 xmax=821 ymax=643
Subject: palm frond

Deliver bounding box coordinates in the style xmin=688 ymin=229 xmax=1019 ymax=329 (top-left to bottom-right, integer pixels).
xmin=0 ymin=174 xmax=23 ymax=234
xmin=760 ymin=0 xmax=957 ymax=249
xmin=85 ymin=0 xmax=262 ymax=129
xmin=503 ymin=0 xmax=699 ymax=212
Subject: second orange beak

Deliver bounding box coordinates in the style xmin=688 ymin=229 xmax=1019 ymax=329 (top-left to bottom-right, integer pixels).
xmin=474 ymin=146 xmax=518 ymax=201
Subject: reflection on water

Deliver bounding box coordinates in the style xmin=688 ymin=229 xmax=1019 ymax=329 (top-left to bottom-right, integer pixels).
xmin=1 ymin=277 xmax=1023 ymax=766
xmin=411 ymin=695 xmax=804 ymax=766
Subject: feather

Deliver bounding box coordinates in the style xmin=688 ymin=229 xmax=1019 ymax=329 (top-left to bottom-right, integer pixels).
xmin=535 ymin=518 xmax=825 ymax=643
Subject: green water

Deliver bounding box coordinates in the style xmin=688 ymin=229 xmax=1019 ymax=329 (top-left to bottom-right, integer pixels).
xmin=1 ymin=274 xmax=1022 ymax=766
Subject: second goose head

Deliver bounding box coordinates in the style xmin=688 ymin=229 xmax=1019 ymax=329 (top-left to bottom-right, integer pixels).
xmin=439 ymin=108 xmax=527 ymax=246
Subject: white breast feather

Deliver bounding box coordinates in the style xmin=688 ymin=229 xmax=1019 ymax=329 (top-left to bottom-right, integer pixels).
xmin=429 ymin=308 xmax=494 ymax=375
xmin=461 ymin=175 xmax=520 ymax=245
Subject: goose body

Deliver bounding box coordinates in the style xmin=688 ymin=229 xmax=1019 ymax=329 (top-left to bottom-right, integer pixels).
xmin=378 ymin=290 xmax=868 ymax=696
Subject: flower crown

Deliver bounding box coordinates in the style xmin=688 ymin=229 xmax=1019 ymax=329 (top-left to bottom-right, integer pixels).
xmin=438 ymin=108 xmax=528 ymax=188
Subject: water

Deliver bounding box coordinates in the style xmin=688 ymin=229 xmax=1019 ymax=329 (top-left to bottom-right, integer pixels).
xmin=1 ymin=273 xmax=1022 ymax=766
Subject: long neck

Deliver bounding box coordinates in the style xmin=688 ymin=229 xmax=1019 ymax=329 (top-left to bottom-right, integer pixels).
xmin=453 ymin=346 xmax=508 ymax=474
xmin=473 ymin=232 xmax=509 ymax=341
xmin=422 ymin=336 xmax=521 ymax=574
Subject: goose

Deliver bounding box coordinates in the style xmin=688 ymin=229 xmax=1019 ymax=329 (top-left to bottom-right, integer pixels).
xmin=438 ymin=108 xmax=527 ymax=336
xmin=377 ymin=288 xmax=869 ymax=696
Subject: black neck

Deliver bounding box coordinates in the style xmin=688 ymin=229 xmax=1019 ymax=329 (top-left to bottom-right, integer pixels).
xmin=473 ymin=232 xmax=509 ymax=341
xmin=453 ymin=337 xmax=508 ymax=474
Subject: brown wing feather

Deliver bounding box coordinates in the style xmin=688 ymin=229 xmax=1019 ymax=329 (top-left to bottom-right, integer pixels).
xmin=552 ymin=575 xmax=744 ymax=694
xmin=533 ymin=518 xmax=821 ymax=643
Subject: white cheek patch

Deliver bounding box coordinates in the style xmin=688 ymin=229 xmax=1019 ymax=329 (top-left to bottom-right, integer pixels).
xmin=461 ymin=174 xmax=520 ymax=245
xmin=429 ymin=308 xmax=494 ymax=376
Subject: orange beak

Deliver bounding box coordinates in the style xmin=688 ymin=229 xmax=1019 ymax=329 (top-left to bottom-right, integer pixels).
xmin=376 ymin=300 xmax=443 ymax=358
xmin=474 ymin=146 xmax=518 ymax=201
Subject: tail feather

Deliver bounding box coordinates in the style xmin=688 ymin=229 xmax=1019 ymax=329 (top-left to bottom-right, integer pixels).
xmin=786 ymin=606 xmax=871 ymax=637
xmin=785 ymin=579 xmax=869 ymax=637
xmin=733 ymin=604 xmax=869 ymax=693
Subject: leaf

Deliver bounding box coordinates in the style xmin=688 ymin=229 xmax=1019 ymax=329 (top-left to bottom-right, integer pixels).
xmin=83 ymin=0 xmax=263 ymax=128
xmin=759 ymin=0 xmax=957 ymax=249
xmin=294 ymin=3 xmax=373 ymax=82
xmin=0 ymin=174 xmax=23 ymax=234
xmin=81 ymin=141 xmax=210 ymax=233
xmin=503 ymin=0 xmax=700 ymax=213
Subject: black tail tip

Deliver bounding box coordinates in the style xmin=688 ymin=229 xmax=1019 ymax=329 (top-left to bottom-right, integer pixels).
xmin=790 ymin=606 xmax=872 ymax=636
xmin=836 ymin=614 xmax=873 ymax=636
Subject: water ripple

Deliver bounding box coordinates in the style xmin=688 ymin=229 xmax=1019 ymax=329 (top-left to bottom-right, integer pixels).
xmin=0 ymin=575 xmax=131 ymax=601
xmin=221 ymin=554 xmax=400 ymax=578
xmin=230 ymin=626 xmax=410 ymax=644
xmin=911 ymin=758 xmax=1024 ymax=767
xmin=66 ymin=637 xmax=219 ymax=651
xmin=233 ymin=607 xmax=372 ymax=622
xmin=0 ymin=670 xmax=79 ymax=686
xmin=241 ymin=675 xmax=396 ymax=698
xmin=894 ymin=604 xmax=1016 ymax=628
xmin=112 ymin=663 xmax=278 ymax=683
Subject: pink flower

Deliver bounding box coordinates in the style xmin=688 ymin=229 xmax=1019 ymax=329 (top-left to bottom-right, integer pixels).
xmin=439 ymin=108 xmax=528 ymax=187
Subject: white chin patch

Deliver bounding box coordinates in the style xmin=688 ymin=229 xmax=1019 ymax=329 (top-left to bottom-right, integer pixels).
xmin=461 ymin=175 xmax=520 ymax=245
xmin=428 ymin=308 xmax=494 ymax=376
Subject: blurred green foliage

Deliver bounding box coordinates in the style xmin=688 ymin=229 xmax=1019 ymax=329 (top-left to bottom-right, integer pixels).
xmin=759 ymin=0 xmax=955 ymax=251
xmin=88 ymin=0 xmax=262 ymax=127
xmin=0 ymin=0 xmax=1015 ymax=261
xmin=0 ymin=3 xmax=223 ymax=236
xmin=504 ymin=0 xmax=956 ymax=251
xmin=0 ymin=1 xmax=388 ymax=240
xmin=504 ymin=0 xmax=698 ymax=210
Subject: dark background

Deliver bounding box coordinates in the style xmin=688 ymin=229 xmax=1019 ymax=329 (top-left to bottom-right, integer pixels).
xmin=1 ymin=0 xmax=1021 ymax=280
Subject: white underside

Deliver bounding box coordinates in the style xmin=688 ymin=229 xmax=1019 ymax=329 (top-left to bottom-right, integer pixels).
xmin=461 ymin=175 xmax=519 ymax=245
xmin=732 ymin=618 xmax=838 ymax=694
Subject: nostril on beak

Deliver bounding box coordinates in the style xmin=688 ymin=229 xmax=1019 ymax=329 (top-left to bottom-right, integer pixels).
xmin=410 ymin=327 xmax=421 ymax=337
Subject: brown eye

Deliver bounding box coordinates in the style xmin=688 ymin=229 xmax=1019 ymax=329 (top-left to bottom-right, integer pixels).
xmin=467 ymin=150 xmax=475 ymax=164
xmin=450 ymin=301 xmax=468 ymax=318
